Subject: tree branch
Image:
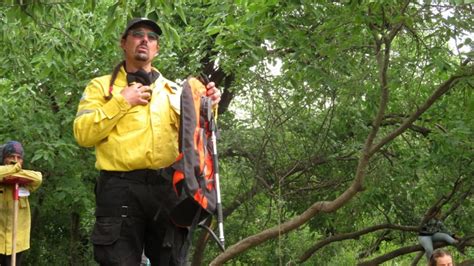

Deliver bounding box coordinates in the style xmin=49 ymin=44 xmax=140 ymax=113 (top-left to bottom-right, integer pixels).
xmin=209 ymin=12 xmax=394 ymax=265
xmin=369 ymin=73 xmax=471 ymax=157
xmin=298 ymin=223 xmax=418 ymax=263
xmin=358 ymin=235 xmax=474 ymax=265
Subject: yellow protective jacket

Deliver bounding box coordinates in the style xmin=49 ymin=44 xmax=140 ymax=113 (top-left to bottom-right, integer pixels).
xmin=0 ymin=163 xmax=42 ymax=255
xmin=73 ymin=66 xmax=182 ymax=171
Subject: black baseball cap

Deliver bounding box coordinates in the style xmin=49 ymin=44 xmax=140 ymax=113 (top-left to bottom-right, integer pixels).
xmin=122 ymin=17 xmax=162 ymax=38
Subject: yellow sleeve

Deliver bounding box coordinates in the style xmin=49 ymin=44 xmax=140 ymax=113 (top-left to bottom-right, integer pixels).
xmin=167 ymin=83 xmax=182 ymax=130
xmin=0 ymin=165 xmax=42 ymax=192
xmin=73 ymin=78 xmax=131 ymax=147
xmin=0 ymin=163 xmax=22 ymax=179
xmin=11 ymin=169 xmax=43 ymax=192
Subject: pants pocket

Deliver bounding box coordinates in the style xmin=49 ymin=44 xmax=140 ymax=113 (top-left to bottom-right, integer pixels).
xmin=19 ymin=197 xmax=28 ymax=208
xmin=91 ymin=217 xmax=123 ymax=245
xmin=91 ymin=217 xmax=123 ymax=264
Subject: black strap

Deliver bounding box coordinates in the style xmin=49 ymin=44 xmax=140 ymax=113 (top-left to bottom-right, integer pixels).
xmin=177 ymin=207 xmax=202 ymax=262
xmin=198 ymin=221 xmax=225 ymax=252
xmin=95 ymin=205 xmax=142 ymax=218
xmin=127 ymin=68 xmax=160 ymax=86
xmin=100 ymin=168 xmax=171 ymax=185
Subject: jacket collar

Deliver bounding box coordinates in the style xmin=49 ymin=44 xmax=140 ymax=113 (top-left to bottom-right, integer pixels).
xmin=115 ymin=66 xmax=175 ymax=94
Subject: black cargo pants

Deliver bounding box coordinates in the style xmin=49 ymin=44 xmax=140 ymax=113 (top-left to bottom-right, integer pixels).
xmin=91 ymin=169 xmax=188 ymax=266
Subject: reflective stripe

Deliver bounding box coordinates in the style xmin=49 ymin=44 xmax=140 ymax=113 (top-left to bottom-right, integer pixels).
xmin=76 ymin=109 xmax=94 ymax=117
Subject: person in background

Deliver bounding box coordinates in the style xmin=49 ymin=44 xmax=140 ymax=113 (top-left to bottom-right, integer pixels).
xmin=0 ymin=141 xmax=42 ymax=266
xmin=73 ymin=17 xmax=221 ymax=265
xmin=428 ymin=249 xmax=454 ymax=266
xmin=419 ymin=210 xmax=465 ymax=261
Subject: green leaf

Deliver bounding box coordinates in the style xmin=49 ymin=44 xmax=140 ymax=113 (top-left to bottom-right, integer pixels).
xmin=175 ymin=4 xmax=187 ymax=24
xmin=206 ymin=26 xmax=221 ymax=36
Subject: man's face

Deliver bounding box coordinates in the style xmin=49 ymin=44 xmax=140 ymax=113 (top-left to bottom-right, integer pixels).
xmin=120 ymin=25 xmax=159 ymax=64
xmin=435 ymin=255 xmax=453 ymax=266
xmin=4 ymin=153 xmax=23 ymax=166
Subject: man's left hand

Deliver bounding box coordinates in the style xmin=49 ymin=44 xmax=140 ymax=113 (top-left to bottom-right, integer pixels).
xmin=206 ymin=82 xmax=221 ymax=107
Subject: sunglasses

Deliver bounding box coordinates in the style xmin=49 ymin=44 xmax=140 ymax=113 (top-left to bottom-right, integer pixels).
xmin=129 ymin=30 xmax=159 ymax=41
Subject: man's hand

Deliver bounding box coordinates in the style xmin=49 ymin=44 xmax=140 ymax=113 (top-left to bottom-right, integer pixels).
xmin=205 ymin=82 xmax=221 ymax=107
xmin=13 ymin=162 xmax=22 ymax=172
xmin=121 ymin=82 xmax=152 ymax=106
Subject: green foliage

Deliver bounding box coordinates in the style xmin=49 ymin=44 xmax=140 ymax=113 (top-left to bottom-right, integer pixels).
xmin=0 ymin=0 xmax=472 ymax=265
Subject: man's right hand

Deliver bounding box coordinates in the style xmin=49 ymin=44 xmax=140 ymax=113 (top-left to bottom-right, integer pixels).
xmin=13 ymin=162 xmax=22 ymax=172
xmin=121 ymin=82 xmax=152 ymax=106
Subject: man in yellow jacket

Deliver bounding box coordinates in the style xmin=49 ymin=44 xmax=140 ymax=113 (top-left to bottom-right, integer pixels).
xmin=73 ymin=18 xmax=221 ymax=265
xmin=0 ymin=141 xmax=42 ymax=266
